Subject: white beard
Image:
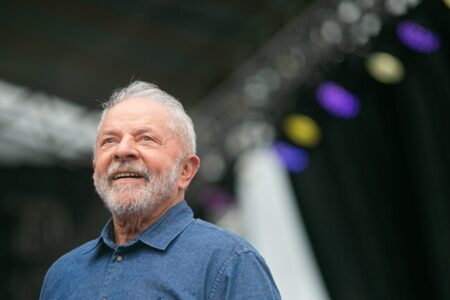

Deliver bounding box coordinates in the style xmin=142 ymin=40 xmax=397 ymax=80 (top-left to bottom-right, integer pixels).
xmin=93 ymin=160 xmax=180 ymax=218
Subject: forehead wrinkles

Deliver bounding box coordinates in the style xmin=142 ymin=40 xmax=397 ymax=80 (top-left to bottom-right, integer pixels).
xmin=94 ymin=98 xmax=189 ymax=159
xmin=99 ymin=105 xmax=173 ymax=135
xmin=96 ymin=116 xmax=181 ymax=155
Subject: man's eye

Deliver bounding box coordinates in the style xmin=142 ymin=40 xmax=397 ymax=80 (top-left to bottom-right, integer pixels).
xmin=103 ymin=138 xmax=114 ymax=144
xmin=142 ymin=136 xmax=152 ymax=141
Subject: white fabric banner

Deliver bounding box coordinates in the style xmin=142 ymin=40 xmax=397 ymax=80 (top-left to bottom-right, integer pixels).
xmin=234 ymin=147 xmax=329 ymax=300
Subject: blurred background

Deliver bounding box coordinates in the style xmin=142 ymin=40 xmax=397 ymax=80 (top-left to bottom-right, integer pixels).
xmin=1 ymin=0 xmax=449 ymax=299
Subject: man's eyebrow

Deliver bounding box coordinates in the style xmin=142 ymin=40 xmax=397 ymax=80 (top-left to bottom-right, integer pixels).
xmin=133 ymin=127 xmax=156 ymax=135
xmin=99 ymin=128 xmax=119 ymax=136
xmin=100 ymin=127 xmax=157 ymax=136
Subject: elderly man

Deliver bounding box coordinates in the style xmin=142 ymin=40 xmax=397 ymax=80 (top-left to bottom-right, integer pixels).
xmin=40 ymin=81 xmax=280 ymax=299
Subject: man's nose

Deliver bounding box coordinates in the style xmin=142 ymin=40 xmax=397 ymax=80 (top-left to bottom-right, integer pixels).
xmin=114 ymin=136 xmax=139 ymax=161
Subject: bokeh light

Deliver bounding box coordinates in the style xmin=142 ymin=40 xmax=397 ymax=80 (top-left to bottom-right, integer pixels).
xmin=385 ymin=0 xmax=408 ymax=15
xmin=201 ymin=186 xmax=234 ymax=215
xmin=445 ymin=0 xmax=450 ymax=8
xmin=360 ymin=13 xmax=382 ymax=37
xmin=283 ymin=114 xmax=321 ymax=148
xmin=275 ymin=54 xmax=299 ymax=79
xmin=320 ymin=20 xmax=343 ymax=44
xmin=316 ymin=82 xmax=361 ymax=119
xmin=273 ymin=141 xmax=309 ymax=173
xmin=366 ymin=52 xmax=405 ymax=84
xmin=225 ymin=119 xmax=275 ymax=157
xmin=338 ymin=1 xmax=361 ymax=24
xmin=198 ymin=152 xmax=226 ymax=183
xmin=396 ymin=20 xmax=441 ymax=53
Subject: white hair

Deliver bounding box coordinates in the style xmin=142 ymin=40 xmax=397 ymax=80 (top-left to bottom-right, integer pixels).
xmin=94 ymin=81 xmax=197 ymax=159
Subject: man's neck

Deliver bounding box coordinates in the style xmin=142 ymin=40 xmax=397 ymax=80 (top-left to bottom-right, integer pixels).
xmin=112 ymin=213 xmax=152 ymax=245
xmin=112 ymin=198 xmax=182 ymax=245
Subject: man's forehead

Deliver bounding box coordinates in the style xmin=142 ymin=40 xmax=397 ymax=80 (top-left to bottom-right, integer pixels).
xmin=101 ymin=98 xmax=169 ymax=124
xmin=108 ymin=97 xmax=169 ymax=116
xmin=98 ymin=100 xmax=178 ymax=137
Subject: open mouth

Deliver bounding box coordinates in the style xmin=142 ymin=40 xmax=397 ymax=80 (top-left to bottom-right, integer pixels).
xmin=112 ymin=172 xmax=146 ymax=181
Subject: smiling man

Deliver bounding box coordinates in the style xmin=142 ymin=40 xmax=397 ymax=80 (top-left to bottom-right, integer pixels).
xmin=39 ymin=81 xmax=280 ymax=300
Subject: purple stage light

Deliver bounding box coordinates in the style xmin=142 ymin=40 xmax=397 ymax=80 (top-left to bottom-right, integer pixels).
xmin=316 ymin=82 xmax=361 ymax=119
xmin=396 ymin=20 xmax=441 ymax=53
xmin=201 ymin=187 xmax=233 ymax=214
xmin=273 ymin=141 xmax=309 ymax=173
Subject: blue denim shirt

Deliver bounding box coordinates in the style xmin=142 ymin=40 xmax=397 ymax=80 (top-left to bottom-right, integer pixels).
xmin=40 ymin=200 xmax=281 ymax=299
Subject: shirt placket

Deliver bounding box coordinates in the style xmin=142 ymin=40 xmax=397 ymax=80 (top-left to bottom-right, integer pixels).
xmin=99 ymin=248 xmax=125 ymax=300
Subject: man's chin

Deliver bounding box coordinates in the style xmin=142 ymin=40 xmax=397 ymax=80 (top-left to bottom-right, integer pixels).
xmin=108 ymin=203 xmax=147 ymax=218
xmin=103 ymin=193 xmax=145 ymax=213
xmin=110 ymin=182 xmax=146 ymax=192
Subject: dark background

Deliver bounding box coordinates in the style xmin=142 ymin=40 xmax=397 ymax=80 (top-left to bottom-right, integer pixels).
xmin=1 ymin=1 xmax=449 ymax=299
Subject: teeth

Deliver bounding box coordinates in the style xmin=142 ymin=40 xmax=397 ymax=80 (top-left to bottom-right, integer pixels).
xmin=113 ymin=172 xmax=141 ymax=179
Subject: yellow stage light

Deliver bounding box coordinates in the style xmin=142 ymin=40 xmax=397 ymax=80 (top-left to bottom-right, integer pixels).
xmin=444 ymin=0 xmax=450 ymax=8
xmin=366 ymin=52 xmax=405 ymax=84
xmin=283 ymin=114 xmax=321 ymax=148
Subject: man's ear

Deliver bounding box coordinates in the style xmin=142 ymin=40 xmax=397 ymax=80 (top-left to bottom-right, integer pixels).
xmin=178 ymin=154 xmax=201 ymax=190
xmin=92 ymin=161 xmax=96 ymax=170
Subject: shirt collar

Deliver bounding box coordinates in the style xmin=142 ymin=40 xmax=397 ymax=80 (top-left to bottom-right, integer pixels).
xmin=138 ymin=200 xmax=194 ymax=250
xmin=81 ymin=219 xmax=114 ymax=254
xmin=83 ymin=200 xmax=194 ymax=254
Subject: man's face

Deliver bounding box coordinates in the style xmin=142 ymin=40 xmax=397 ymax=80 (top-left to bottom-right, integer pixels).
xmin=93 ymin=97 xmax=183 ymax=217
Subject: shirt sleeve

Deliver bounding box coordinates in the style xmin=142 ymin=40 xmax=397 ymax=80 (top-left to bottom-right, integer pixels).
xmin=208 ymin=249 xmax=281 ymax=300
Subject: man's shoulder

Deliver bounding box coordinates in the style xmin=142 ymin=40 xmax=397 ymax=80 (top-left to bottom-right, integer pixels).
xmin=182 ymin=220 xmax=281 ymax=299
xmin=48 ymin=238 xmax=99 ymax=270
xmin=41 ymin=238 xmax=100 ymax=293
xmin=183 ymin=218 xmax=257 ymax=254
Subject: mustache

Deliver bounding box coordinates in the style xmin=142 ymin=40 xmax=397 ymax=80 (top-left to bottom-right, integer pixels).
xmin=106 ymin=161 xmax=151 ymax=182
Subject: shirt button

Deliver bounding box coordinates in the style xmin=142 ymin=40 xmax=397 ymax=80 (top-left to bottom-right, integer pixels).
xmin=101 ymin=297 xmax=107 ymax=300
xmin=116 ymin=255 xmax=124 ymax=262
